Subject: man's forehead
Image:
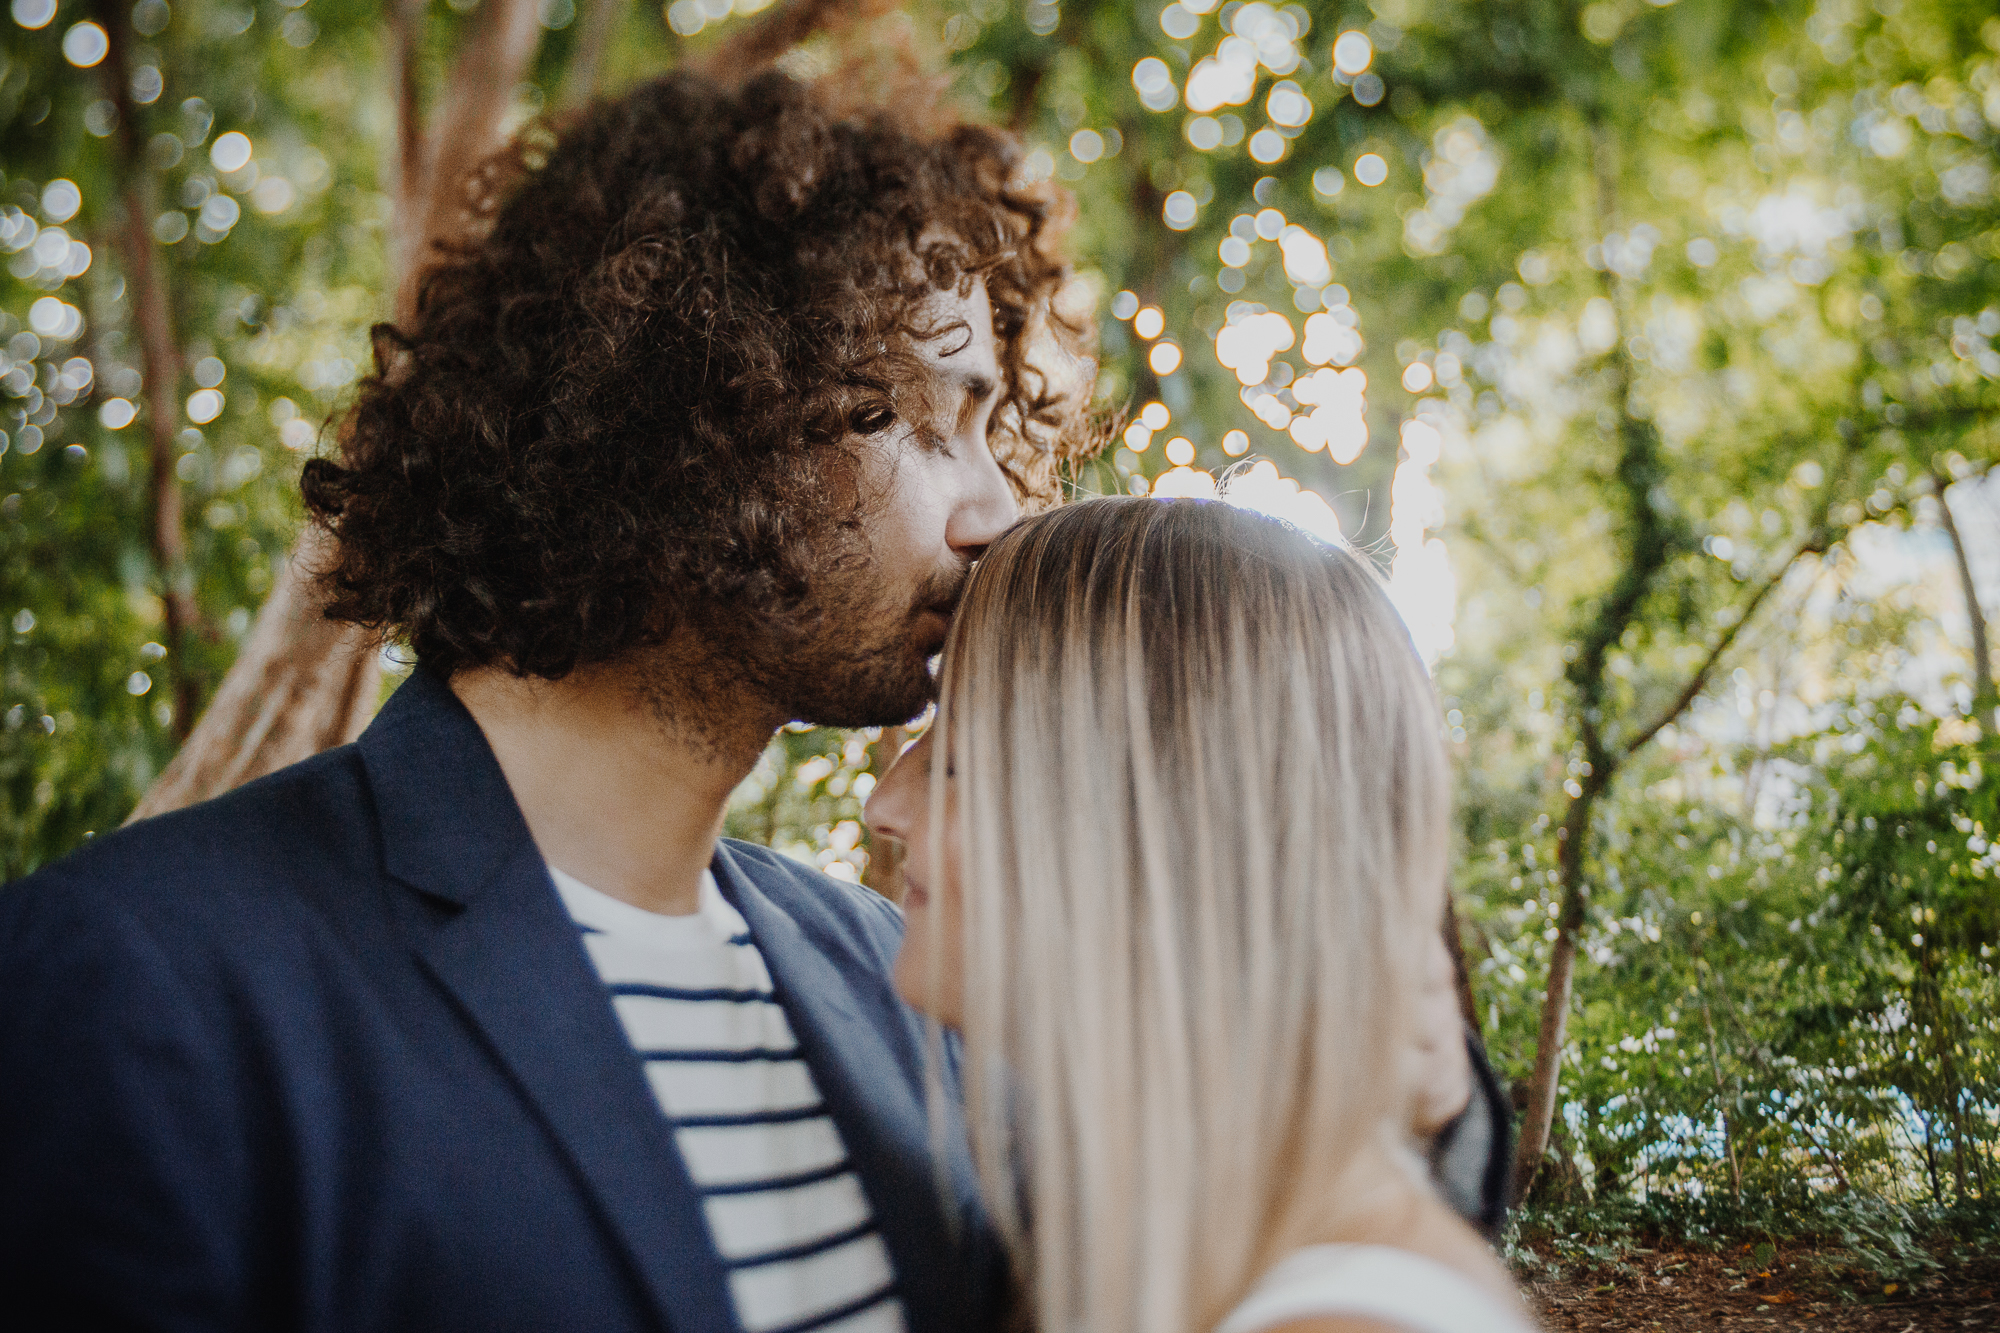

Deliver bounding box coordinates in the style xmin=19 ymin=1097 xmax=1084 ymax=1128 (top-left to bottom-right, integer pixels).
xmin=913 ymin=278 xmax=1000 ymax=379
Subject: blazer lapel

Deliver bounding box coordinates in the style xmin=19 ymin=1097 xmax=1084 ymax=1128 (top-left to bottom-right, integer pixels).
xmin=358 ymin=671 xmax=738 ymax=1333
xmin=711 ymin=844 xmax=997 ymax=1333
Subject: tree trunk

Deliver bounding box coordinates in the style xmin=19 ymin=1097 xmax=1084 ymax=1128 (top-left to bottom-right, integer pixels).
xmin=1511 ymin=783 xmax=1599 ymax=1204
xmin=1934 ymin=471 xmax=1995 ymax=713
xmin=1695 ymin=977 xmax=1743 ymax=1201
xmin=1441 ymin=891 xmax=1479 ymax=1032
xmin=127 ymin=531 xmax=380 ymax=819
xmin=92 ymin=0 xmax=203 ymax=741
xmin=128 ymin=0 xmax=548 ymax=822
xmin=690 ymin=0 xmax=892 ymax=85
xmin=389 ymin=0 xmax=546 ymax=325
xmin=1505 ymin=478 xmax=1821 ymax=1201
xmin=561 ymin=0 xmax=631 ymax=111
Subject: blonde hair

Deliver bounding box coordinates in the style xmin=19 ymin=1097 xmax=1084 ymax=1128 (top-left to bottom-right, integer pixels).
xmin=932 ymin=496 xmax=1452 ymax=1333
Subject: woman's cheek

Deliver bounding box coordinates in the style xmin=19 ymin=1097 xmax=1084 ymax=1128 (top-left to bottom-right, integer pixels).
xmin=929 ymin=877 xmax=966 ymax=1028
xmin=893 ymin=902 xmax=932 ymax=1013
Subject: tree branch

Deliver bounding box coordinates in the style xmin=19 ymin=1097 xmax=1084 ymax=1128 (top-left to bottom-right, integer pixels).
xmin=1618 ymin=536 xmax=1824 ymax=760
xmin=392 ymin=0 xmax=426 ymax=272
xmin=688 ymin=0 xmax=891 ymax=85
xmin=560 ymin=0 xmax=629 ymax=111
xmin=91 ymin=0 xmax=204 ymax=741
xmin=1933 ymin=470 xmax=1995 ymax=710
xmin=394 ymin=0 xmax=545 ymax=324
xmin=1441 ymin=892 xmax=1479 ymax=1031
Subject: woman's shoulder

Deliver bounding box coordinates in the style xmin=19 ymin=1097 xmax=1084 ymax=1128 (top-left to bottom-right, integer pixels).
xmin=1214 ymin=1243 xmax=1537 ymax=1333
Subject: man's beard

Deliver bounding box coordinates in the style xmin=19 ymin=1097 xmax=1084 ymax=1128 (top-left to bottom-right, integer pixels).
xmin=711 ymin=550 xmax=966 ymax=731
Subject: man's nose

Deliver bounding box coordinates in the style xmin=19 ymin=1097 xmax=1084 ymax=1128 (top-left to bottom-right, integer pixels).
xmin=947 ymin=442 xmax=1019 ymax=557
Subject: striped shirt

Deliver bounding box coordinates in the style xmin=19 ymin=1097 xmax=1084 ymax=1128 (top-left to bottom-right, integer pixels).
xmin=551 ymin=865 xmax=907 ymax=1333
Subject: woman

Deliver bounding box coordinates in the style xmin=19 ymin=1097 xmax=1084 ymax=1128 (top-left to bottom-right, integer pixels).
xmin=866 ymin=497 xmax=1535 ymax=1333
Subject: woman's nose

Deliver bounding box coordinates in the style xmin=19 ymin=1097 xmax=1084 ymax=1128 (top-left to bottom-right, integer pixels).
xmin=864 ymin=734 xmax=927 ymax=844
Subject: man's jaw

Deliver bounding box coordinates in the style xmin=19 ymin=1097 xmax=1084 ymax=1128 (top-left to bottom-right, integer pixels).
xmin=742 ymin=561 xmax=966 ymax=731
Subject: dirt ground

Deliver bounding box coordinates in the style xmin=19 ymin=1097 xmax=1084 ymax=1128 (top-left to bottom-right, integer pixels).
xmin=1518 ymin=1241 xmax=2000 ymax=1330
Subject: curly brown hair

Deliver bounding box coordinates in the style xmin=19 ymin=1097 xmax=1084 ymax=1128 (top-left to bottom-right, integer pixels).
xmin=301 ymin=68 xmax=1098 ymax=680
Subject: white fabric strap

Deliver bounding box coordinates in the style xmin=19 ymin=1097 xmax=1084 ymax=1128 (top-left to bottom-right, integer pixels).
xmin=1215 ymin=1244 xmax=1536 ymax=1333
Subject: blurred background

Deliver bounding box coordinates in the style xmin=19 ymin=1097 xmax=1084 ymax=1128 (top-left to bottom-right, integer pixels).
xmin=2 ymin=0 xmax=1996 ymax=1282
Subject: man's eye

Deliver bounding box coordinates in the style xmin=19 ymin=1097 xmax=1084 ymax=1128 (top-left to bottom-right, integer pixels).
xmin=851 ymin=403 xmax=896 ymax=436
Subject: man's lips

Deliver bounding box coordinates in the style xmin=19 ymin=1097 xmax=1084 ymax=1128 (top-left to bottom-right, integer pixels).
xmin=915 ymin=605 xmax=953 ymax=655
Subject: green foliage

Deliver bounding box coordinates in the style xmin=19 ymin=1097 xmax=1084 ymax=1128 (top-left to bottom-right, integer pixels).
xmin=724 ymin=723 xmax=894 ymax=886
xmin=1460 ymin=675 xmax=2000 ymax=1206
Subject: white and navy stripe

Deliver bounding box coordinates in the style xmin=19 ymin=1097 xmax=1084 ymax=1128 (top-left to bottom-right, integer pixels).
xmin=552 ymin=866 xmax=906 ymax=1333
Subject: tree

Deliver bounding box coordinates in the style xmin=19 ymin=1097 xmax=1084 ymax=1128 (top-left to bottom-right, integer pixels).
xmin=125 ymin=0 xmax=553 ymax=821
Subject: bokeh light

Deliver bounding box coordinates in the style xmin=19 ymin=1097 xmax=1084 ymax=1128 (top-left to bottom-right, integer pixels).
xmin=1332 ymin=30 xmax=1373 ymax=76
xmin=27 ymin=296 xmax=81 ymax=340
xmin=1214 ymin=308 xmax=1293 ymax=386
xmin=1159 ymin=2 xmax=1200 ymax=40
xmin=60 ymin=21 xmax=107 ymax=68
xmin=1221 ymin=459 xmax=1342 ymax=543
xmin=210 ymin=132 xmax=254 ymax=174
xmin=39 ymin=180 xmax=79 ymax=224
xmin=185 ymin=389 xmax=224 ymax=424
xmin=1150 ymin=465 xmax=1218 ymax=498
xmin=11 ymin=0 xmax=56 ymax=31
xmin=1132 ymin=57 xmax=1178 ymax=112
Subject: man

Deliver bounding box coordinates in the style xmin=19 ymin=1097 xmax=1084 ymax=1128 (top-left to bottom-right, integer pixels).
xmin=0 ymin=69 xmax=1502 ymax=1333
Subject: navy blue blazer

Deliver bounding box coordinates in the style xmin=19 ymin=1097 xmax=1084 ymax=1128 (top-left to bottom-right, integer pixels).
xmin=0 ymin=670 xmax=1001 ymax=1333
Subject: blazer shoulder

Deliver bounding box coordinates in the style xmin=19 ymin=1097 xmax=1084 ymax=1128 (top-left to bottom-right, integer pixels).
xmin=718 ymin=838 xmax=903 ymax=951
xmin=3 ymin=744 xmax=379 ymax=942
